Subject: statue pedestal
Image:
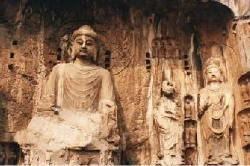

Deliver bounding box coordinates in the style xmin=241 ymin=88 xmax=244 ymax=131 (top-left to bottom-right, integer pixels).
xmin=14 ymin=110 xmax=120 ymax=165
xmin=18 ymin=146 xmax=120 ymax=165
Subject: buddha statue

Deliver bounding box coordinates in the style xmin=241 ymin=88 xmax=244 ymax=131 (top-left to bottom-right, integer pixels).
xmin=15 ymin=25 xmax=119 ymax=165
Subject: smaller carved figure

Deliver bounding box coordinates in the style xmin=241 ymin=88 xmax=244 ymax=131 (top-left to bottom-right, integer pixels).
xmin=240 ymin=78 xmax=250 ymax=102
xmin=59 ymin=34 xmax=71 ymax=62
xmin=184 ymin=95 xmax=195 ymax=120
xmin=240 ymin=113 xmax=250 ymax=146
xmin=8 ymin=146 xmax=17 ymax=165
xmin=154 ymin=80 xmax=184 ymax=165
xmin=0 ymin=144 xmax=5 ymax=165
xmin=184 ymin=147 xmax=196 ymax=165
xmin=184 ymin=121 xmax=196 ymax=148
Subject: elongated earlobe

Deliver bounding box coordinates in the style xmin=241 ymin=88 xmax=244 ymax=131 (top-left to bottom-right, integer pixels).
xmin=70 ymin=44 xmax=75 ymax=61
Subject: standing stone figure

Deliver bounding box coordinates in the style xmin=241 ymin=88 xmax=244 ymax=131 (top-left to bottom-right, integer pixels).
xmin=154 ymin=80 xmax=184 ymax=165
xmin=198 ymin=57 xmax=238 ymax=165
xmin=0 ymin=144 xmax=5 ymax=165
xmin=184 ymin=121 xmax=196 ymax=148
xmin=15 ymin=25 xmax=119 ymax=165
xmin=240 ymin=78 xmax=250 ymax=104
xmin=184 ymin=95 xmax=195 ymax=120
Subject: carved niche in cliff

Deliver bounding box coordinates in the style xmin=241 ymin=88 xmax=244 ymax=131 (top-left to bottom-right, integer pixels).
xmin=183 ymin=94 xmax=197 ymax=164
xmin=238 ymin=108 xmax=250 ymax=148
xmin=238 ymin=71 xmax=250 ymax=149
xmin=238 ymin=71 xmax=250 ymax=109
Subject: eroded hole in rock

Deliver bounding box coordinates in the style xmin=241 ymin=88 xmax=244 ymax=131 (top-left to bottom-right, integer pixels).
xmin=12 ymin=40 xmax=18 ymax=45
xmin=8 ymin=64 xmax=14 ymax=71
xmin=9 ymin=53 xmax=14 ymax=58
xmin=104 ymin=50 xmax=111 ymax=69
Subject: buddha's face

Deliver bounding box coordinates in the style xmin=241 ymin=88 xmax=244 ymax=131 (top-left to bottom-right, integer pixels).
xmin=73 ymin=35 xmax=97 ymax=60
xmin=206 ymin=67 xmax=222 ymax=82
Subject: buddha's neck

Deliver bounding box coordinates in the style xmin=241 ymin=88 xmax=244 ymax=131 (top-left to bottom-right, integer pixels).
xmin=207 ymin=81 xmax=222 ymax=91
xmin=74 ymin=58 xmax=93 ymax=66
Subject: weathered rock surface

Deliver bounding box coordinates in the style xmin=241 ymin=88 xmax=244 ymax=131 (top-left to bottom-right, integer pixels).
xmin=0 ymin=0 xmax=250 ymax=165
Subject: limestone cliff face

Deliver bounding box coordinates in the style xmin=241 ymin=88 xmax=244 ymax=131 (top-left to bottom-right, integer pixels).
xmin=0 ymin=0 xmax=250 ymax=165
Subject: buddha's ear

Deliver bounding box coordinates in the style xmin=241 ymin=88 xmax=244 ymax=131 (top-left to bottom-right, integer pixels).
xmin=69 ymin=42 xmax=75 ymax=61
xmin=92 ymin=48 xmax=99 ymax=64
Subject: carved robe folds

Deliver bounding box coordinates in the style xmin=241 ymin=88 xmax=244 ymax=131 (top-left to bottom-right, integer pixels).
xmin=199 ymin=83 xmax=237 ymax=165
xmin=154 ymin=97 xmax=184 ymax=165
xmin=40 ymin=63 xmax=115 ymax=112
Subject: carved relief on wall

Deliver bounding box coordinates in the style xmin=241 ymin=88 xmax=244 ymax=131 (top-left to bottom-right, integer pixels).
xmin=154 ymin=80 xmax=184 ymax=165
xmin=238 ymin=109 xmax=250 ymax=148
xmin=183 ymin=95 xmax=197 ymax=164
xmin=198 ymin=57 xmax=238 ymax=165
xmin=152 ymin=37 xmax=181 ymax=59
xmin=238 ymin=72 xmax=250 ymax=164
xmin=184 ymin=120 xmax=196 ymax=148
xmin=0 ymin=143 xmax=20 ymax=165
xmin=238 ymin=71 xmax=250 ymax=109
xmin=184 ymin=94 xmax=195 ymax=120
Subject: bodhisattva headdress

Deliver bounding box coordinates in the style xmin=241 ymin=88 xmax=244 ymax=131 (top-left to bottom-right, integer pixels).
xmin=70 ymin=25 xmax=99 ymax=62
xmin=204 ymin=57 xmax=225 ymax=83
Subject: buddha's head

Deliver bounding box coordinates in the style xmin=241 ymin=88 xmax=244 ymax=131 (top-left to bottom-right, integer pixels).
xmin=71 ymin=25 xmax=99 ymax=63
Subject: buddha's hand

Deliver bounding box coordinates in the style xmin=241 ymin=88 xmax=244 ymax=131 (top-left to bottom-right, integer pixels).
xmin=51 ymin=106 xmax=61 ymax=114
xmin=99 ymin=99 xmax=116 ymax=114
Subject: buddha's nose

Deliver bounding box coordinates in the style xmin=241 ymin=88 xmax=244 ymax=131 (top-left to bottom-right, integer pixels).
xmin=81 ymin=42 xmax=87 ymax=48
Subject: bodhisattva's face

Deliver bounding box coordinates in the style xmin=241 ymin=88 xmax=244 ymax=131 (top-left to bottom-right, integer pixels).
xmin=162 ymin=81 xmax=174 ymax=95
xmin=206 ymin=67 xmax=222 ymax=82
xmin=73 ymin=35 xmax=97 ymax=61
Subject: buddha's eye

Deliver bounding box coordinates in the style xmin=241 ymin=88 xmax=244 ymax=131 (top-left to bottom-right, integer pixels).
xmin=86 ymin=40 xmax=94 ymax=46
xmin=76 ymin=40 xmax=83 ymax=45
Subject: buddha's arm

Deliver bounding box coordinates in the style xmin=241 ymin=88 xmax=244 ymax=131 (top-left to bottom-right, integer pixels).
xmin=98 ymin=69 xmax=119 ymax=142
xmin=37 ymin=65 xmax=60 ymax=110
xmin=100 ymin=69 xmax=115 ymax=102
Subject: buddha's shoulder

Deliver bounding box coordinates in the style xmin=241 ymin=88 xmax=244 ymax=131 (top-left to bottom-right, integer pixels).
xmin=53 ymin=63 xmax=68 ymax=69
xmin=53 ymin=63 xmax=72 ymax=70
xmin=97 ymin=67 xmax=111 ymax=77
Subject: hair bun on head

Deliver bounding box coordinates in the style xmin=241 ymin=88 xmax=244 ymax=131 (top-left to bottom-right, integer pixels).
xmin=71 ymin=25 xmax=97 ymax=41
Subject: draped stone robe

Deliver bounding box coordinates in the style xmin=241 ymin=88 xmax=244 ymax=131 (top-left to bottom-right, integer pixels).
xmin=39 ymin=62 xmax=115 ymax=112
xmin=199 ymin=83 xmax=237 ymax=164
